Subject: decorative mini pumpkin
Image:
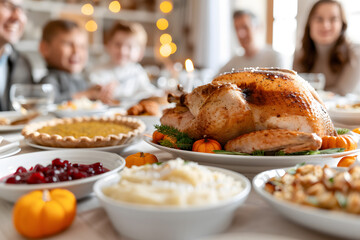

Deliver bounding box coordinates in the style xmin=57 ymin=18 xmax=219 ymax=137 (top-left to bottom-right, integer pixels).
xmin=13 ymin=189 xmax=76 ymax=238
xmin=152 ymin=130 xmax=165 ymax=143
xmin=192 ymin=138 xmax=222 ymax=153
xmin=321 ymin=135 xmax=357 ymax=151
xmin=352 ymin=128 xmax=360 ymax=134
xmin=162 ymin=135 xmax=178 ymax=148
xmin=125 ymin=152 xmax=158 ymax=168
xmin=337 ymin=156 xmax=357 ymax=167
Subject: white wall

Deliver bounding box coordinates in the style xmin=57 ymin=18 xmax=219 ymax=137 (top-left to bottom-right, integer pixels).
xmin=190 ymin=0 xmax=232 ymax=70
xmin=295 ymin=0 xmax=316 ymax=48
xmin=189 ymin=0 xmax=271 ymax=70
xmin=233 ymin=0 xmax=267 ymax=47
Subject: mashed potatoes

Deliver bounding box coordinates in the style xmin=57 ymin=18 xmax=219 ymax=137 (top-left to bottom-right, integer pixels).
xmin=103 ymin=159 xmax=244 ymax=207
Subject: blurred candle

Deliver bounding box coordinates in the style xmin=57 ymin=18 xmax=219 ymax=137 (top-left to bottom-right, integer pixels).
xmin=185 ymin=59 xmax=194 ymax=92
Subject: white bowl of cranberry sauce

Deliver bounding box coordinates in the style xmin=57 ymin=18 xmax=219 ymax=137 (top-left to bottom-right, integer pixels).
xmin=0 ymin=150 xmax=125 ymax=202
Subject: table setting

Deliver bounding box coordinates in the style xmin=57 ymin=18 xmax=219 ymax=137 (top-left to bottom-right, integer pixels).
xmin=0 ymin=136 xmax=341 ymax=240
xmin=0 ymin=68 xmax=360 ymax=240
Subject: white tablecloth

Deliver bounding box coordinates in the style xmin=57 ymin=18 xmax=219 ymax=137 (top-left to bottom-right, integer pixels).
xmin=0 ymin=129 xmax=341 ymax=240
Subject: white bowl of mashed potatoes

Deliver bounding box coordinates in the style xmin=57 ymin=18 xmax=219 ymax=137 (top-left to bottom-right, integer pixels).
xmin=93 ymin=159 xmax=251 ymax=240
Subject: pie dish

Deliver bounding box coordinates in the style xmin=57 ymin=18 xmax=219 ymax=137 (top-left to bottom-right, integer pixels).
xmin=22 ymin=116 xmax=145 ymax=148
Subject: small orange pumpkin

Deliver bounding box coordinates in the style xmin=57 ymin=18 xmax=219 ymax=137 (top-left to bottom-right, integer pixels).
xmin=352 ymin=128 xmax=360 ymax=134
xmin=321 ymin=135 xmax=357 ymax=151
xmin=125 ymin=152 xmax=158 ymax=168
xmin=162 ymin=135 xmax=178 ymax=148
xmin=192 ymin=138 xmax=222 ymax=153
xmin=152 ymin=130 xmax=165 ymax=143
xmin=13 ymin=189 xmax=76 ymax=238
xmin=337 ymin=156 xmax=357 ymax=167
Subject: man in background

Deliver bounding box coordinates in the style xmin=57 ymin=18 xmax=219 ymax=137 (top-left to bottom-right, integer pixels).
xmin=218 ymin=10 xmax=287 ymax=74
xmin=0 ymin=0 xmax=33 ymax=111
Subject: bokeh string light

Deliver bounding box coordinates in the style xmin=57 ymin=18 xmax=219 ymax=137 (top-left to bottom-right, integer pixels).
xmin=158 ymin=1 xmax=176 ymax=58
xmin=170 ymin=42 xmax=177 ymax=54
xmin=160 ymin=1 xmax=173 ymax=13
xmin=156 ymin=18 xmax=169 ymax=31
xmin=160 ymin=33 xmax=172 ymax=45
xmin=81 ymin=1 xmax=122 ymax=33
xmin=160 ymin=44 xmax=172 ymax=57
xmin=109 ymin=1 xmax=121 ymax=13
xmin=85 ymin=20 xmax=97 ymax=32
xmin=80 ymin=1 xmax=175 ymax=56
xmin=81 ymin=3 xmax=94 ymax=15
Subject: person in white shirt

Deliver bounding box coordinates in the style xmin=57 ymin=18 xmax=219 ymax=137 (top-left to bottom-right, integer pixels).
xmin=218 ymin=10 xmax=287 ymax=74
xmin=88 ymin=21 xmax=159 ymax=102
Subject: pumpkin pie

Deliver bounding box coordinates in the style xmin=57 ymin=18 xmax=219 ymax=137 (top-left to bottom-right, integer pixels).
xmin=22 ymin=116 xmax=146 ymax=148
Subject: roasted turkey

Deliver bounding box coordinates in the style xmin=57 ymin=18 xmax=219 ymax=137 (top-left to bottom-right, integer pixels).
xmin=160 ymin=68 xmax=337 ymax=153
xmin=224 ymin=129 xmax=322 ymax=154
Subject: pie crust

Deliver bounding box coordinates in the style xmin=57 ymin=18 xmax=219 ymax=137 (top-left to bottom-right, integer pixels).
xmin=22 ymin=116 xmax=146 ymax=148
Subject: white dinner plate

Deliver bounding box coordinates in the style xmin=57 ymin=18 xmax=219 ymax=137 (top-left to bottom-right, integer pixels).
xmin=0 ymin=146 xmax=21 ymax=159
xmin=253 ymin=168 xmax=360 ymax=239
xmin=25 ymin=137 xmax=140 ymax=153
xmin=200 ymin=232 xmax=298 ymax=240
xmin=328 ymin=107 xmax=360 ymax=125
xmin=0 ymin=111 xmax=26 ymax=131
xmin=0 ymin=124 xmax=24 ymax=132
xmin=326 ymin=98 xmax=360 ymax=125
xmin=53 ymin=107 xmax=109 ymax=118
xmin=145 ymin=138 xmax=360 ymax=173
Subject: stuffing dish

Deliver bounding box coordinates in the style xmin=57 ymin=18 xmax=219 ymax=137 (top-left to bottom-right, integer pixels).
xmin=265 ymin=164 xmax=360 ymax=214
xmin=336 ymin=103 xmax=360 ymax=110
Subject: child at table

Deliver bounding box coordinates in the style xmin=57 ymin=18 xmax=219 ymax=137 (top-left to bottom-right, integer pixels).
xmin=39 ymin=19 xmax=113 ymax=104
xmin=88 ymin=21 xmax=160 ymax=101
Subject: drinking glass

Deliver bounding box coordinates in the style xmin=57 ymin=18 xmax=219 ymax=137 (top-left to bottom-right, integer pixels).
xmin=299 ymin=73 xmax=326 ymax=91
xmin=10 ymin=84 xmax=55 ymax=115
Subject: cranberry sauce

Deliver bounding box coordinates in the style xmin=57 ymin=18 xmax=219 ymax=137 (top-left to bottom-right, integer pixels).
xmin=5 ymin=158 xmax=109 ymax=184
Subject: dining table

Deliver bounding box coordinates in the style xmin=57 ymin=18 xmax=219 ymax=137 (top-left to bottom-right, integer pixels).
xmin=0 ymin=113 xmax=348 ymax=240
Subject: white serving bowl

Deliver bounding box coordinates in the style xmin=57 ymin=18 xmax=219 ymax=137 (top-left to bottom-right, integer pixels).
xmin=0 ymin=150 xmax=125 ymax=202
xmin=94 ymin=166 xmax=251 ymax=240
xmin=253 ymin=167 xmax=360 ymax=239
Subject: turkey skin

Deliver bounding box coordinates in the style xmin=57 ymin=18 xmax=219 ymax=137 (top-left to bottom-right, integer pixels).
xmin=160 ymin=68 xmax=336 ymax=151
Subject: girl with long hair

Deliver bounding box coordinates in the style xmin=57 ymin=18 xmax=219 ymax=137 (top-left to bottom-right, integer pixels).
xmin=293 ymin=0 xmax=360 ymax=95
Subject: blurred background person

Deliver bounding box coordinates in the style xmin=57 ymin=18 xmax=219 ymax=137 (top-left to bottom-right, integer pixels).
xmin=293 ymin=0 xmax=360 ymax=96
xmin=218 ymin=9 xmax=287 ymax=74
xmin=39 ymin=19 xmax=112 ymax=104
xmin=88 ymin=21 xmax=160 ymax=102
xmin=0 ymin=0 xmax=33 ymax=111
